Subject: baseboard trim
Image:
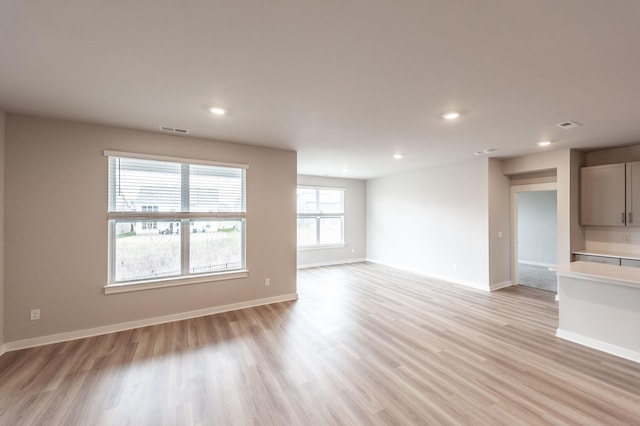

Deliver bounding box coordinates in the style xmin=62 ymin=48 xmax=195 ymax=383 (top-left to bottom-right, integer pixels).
xmin=366 ymin=258 xmax=492 ymax=292
xmin=3 ymin=293 xmax=299 ymax=353
xmin=556 ymin=328 xmax=640 ymax=364
xmin=297 ymin=258 xmax=367 ymax=269
xmin=490 ymin=280 xmax=513 ymax=291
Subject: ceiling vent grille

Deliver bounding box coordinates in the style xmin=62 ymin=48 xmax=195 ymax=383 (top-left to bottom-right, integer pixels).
xmin=160 ymin=126 xmax=189 ymax=134
xmin=556 ymin=120 xmax=582 ymax=130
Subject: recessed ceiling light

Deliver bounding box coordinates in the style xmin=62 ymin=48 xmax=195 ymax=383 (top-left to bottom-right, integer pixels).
xmin=393 ymin=154 xmax=403 ymax=160
xmin=209 ymin=107 xmax=226 ymax=115
xmin=442 ymin=111 xmax=460 ymax=120
xmin=537 ymin=141 xmax=552 ymax=147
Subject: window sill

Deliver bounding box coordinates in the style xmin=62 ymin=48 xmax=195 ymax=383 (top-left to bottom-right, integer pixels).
xmin=104 ymin=270 xmax=249 ymax=294
xmin=297 ymin=244 xmax=345 ymax=251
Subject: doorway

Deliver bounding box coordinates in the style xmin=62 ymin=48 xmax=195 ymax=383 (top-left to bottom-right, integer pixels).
xmin=511 ymin=183 xmax=558 ymax=292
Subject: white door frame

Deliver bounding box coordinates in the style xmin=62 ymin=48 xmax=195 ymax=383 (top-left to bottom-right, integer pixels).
xmin=510 ymin=182 xmax=558 ymax=286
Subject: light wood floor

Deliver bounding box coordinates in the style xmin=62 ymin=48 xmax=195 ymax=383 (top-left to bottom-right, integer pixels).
xmin=2 ymin=262 xmax=640 ymax=425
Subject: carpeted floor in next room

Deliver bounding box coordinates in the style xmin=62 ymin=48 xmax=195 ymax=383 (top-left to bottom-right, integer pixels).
xmin=517 ymin=262 xmax=557 ymax=292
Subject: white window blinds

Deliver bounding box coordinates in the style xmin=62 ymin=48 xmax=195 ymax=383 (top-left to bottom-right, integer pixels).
xmin=107 ymin=154 xmax=246 ymax=216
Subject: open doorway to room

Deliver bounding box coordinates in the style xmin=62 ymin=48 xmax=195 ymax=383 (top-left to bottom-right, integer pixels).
xmin=511 ymin=183 xmax=558 ymax=293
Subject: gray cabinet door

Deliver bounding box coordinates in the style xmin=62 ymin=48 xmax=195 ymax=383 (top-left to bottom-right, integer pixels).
xmin=575 ymin=254 xmax=621 ymax=265
xmin=626 ymin=161 xmax=640 ymax=227
xmin=621 ymin=258 xmax=640 ymax=268
xmin=580 ymin=163 xmax=626 ymax=226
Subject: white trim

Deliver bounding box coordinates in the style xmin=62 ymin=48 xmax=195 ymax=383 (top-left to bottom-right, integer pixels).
xmin=510 ymin=182 xmax=558 ymax=286
xmin=108 ymin=212 xmax=246 ymax=220
xmin=297 ymin=258 xmax=366 ymax=269
xmin=104 ymin=150 xmax=249 ymax=169
xmin=490 ymin=280 xmax=513 ymax=291
xmin=366 ymin=258 xmax=492 ymax=292
xmin=556 ymin=328 xmax=640 ymax=364
xmin=3 ymin=293 xmax=298 ymax=353
xmin=105 ymin=270 xmax=249 ymax=294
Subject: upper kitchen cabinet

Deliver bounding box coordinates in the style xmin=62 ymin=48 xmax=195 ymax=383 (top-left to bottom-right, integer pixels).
xmin=580 ymin=163 xmax=626 ymax=226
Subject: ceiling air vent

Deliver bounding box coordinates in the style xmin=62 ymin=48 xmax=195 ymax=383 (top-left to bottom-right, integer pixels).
xmin=160 ymin=126 xmax=189 ymax=134
xmin=556 ymin=120 xmax=582 ymax=130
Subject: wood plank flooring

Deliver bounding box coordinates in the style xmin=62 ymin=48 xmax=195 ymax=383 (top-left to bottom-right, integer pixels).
xmin=1 ymin=262 xmax=640 ymax=425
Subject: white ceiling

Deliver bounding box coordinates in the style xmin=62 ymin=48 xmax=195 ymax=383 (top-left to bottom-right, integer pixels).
xmin=2 ymin=1 xmax=640 ymax=179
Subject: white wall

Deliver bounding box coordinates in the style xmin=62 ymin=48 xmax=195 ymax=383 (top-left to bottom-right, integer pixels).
xmin=297 ymin=175 xmax=366 ymax=268
xmin=4 ymin=114 xmax=297 ymax=344
xmin=367 ymin=158 xmax=492 ymax=290
xmin=557 ymin=272 xmax=640 ymax=363
xmin=0 ymin=111 xmax=5 ymax=353
xmin=517 ymin=191 xmax=557 ymax=266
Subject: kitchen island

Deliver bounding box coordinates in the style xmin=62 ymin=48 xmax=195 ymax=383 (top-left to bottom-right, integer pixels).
xmin=555 ymin=261 xmax=640 ymax=363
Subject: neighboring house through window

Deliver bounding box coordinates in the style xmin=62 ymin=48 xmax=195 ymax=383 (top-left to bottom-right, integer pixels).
xmin=106 ymin=151 xmax=247 ymax=286
xmin=297 ymin=186 xmax=344 ymax=247
xmin=141 ymin=206 xmax=158 ymax=229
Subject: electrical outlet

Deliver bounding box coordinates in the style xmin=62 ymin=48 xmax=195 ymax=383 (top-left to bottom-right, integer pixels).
xmin=453 ymin=263 xmax=459 ymax=270
xmin=30 ymin=309 xmax=40 ymax=321
xmin=264 ymin=278 xmax=271 ymax=287
xmin=623 ymin=233 xmax=631 ymax=243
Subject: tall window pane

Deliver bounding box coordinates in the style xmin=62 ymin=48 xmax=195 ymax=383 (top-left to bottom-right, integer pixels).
xmin=319 ymin=217 xmax=343 ymax=244
xmin=110 ymin=157 xmax=182 ymax=213
xmin=297 ymin=188 xmax=318 ymax=213
xmin=114 ymin=220 xmax=181 ymax=281
xmin=318 ymin=190 xmax=343 ymax=213
xmin=190 ymin=165 xmax=245 ymax=213
xmin=297 ymin=217 xmax=318 ymax=246
xmin=190 ymin=219 xmax=243 ymax=273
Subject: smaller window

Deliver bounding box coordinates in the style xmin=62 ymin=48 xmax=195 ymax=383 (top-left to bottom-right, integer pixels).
xmin=297 ymin=187 xmax=344 ymax=247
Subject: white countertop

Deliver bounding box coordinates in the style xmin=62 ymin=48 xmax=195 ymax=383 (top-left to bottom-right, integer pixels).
xmin=573 ymin=249 xmax=640 ymax=261
xmin=554 ymin=261 xmax=640 ymax=289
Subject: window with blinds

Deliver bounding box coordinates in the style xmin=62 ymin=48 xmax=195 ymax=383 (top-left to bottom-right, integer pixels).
xmin=106 ymin=152 xmax=247 ymax=285
xmin=296 ymin=186 xmax=344 ymax=247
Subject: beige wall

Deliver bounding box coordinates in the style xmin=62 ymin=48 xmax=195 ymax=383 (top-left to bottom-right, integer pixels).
xmin=297 ymin=175 xmax=366 ymax=267
xmin=4 ymin=114 xmax=297 ymax=343
xmin=0 ymin=111 xmax=5 ymax=351
xmin=488 ymin=158 xmax=511 ymax=286
xmin=583 ymin=144 xmax=640 ymax=166
xmin=367 ymin=158 xmax=491 ymax=290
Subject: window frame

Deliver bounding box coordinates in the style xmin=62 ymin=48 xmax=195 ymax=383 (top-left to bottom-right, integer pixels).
xmin=296 ymin=185 xmax=345 ymax=249
xmin=104 ymin=150 xmax=249 ymax=294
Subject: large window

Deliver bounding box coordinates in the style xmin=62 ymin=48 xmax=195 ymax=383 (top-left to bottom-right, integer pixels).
xmin=297 ymin=186 xmax=344 ymax=247
xmin=106 ymin=151 xmax=247 ymax=287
